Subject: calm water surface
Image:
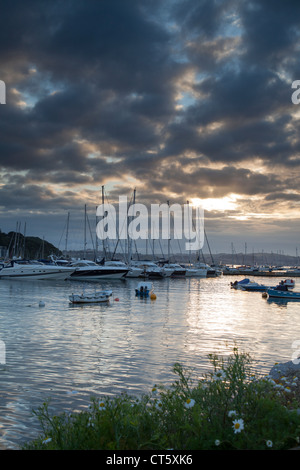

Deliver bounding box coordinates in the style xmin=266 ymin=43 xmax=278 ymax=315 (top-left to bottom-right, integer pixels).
xmin=0 ymin=274 xmax=300 ymax=449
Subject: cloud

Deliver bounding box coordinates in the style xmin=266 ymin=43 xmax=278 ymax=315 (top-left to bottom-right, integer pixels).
xmin=0 ymin=0 xmax=300 ymax=252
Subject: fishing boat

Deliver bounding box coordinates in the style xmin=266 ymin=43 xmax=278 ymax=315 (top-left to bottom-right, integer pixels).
xmin=69 ymin=290 xmax=112 ymax=304
xmin=135 ymin=281 xmax=154 ymax=297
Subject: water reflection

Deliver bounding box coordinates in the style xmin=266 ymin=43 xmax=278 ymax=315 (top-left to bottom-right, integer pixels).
xmin=0 ymin=275 xmax=300 ymax=448
xmin=267 ymin=298 xmax=297 ymax=308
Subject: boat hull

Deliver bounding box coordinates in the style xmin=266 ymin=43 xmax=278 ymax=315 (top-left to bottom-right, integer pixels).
xmin=185 ymin=269 xmax=207 ymax=277
xmin=242 ymin=284 xmax=268 ymax=292
xmin=70 ymin=268 xmax=128 ymax=280
xmin=0 ymin=265 xmax=75 ymax=280
xmin=267 ymin=288 xmax=300 ymax=299
xmin=69 ymin=290 xmax=112 ymax=303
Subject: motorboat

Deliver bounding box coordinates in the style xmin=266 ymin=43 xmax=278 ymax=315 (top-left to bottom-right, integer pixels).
xmin=0 ymin=260 xmax=75 ymax=280
xmin=278 ymin=279 xmax=295 ymax=289
xmin=69 ymin=290 xmax=112 ymax=304
xmin=194 ymin=262 xmax=221 ymax=277
xmin=69 ymin=260 xmax=128 ymax=280
xmin=184 ymin=265 xmax=207 ymax=277
xmin=240 ymin=281 xmax=269 ymax=292
xmin=164 ymin=263 xmax=186 ymax=277
xmin=230 ymin=278 xmax=251 ymax=289
xmin=266 ymin=284 xmax=300 ymax=300
xmin=103 ymin=260 xmax=143 ymax=278
xmin=130 ymin=260 xmax=169 ymax=278
xmin=135 ymin=281 xmax=154 ymax=297
xmin=231 ymin=278 xmax=295 ymax=293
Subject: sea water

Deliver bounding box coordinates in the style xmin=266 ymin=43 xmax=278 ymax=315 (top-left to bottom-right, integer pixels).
xmin=0 ymin=275 xmax=299 ymax=449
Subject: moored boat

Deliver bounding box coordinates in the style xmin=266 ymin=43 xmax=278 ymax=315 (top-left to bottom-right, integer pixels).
xmin=241 ymin=281 xmax=270 ymax=292
xmin=103 ymin=260 xmax=143 ymax=278
xmin=135 ymin=281 xmax=154 ymax=297
xmin=266 ymin=284 xmax=300 ymax=299
xmin=130 ymin=260 xmax=169 ymax=278
xmin=0 ymin=260 xmax=75 ymax=280
xmin=69 ymin=260 xmax=128 ymax=280
xmin=69 ymin=290 xmax=113 ymax=303
xmin=230 ymin=278 xmax=251 ymax=289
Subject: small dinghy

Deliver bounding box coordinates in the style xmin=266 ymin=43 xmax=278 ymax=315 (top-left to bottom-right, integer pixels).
xmin=69 ymin=290 xmax=112 ymax=304
xmin=279 ymin=279 xmax=295 ymax=289
xmin=241 ymin=281 xmax=269 ymax=292
xmin=230 ymin=278 xmax=250 ymax=289
xmin=135 ymin=281 xmax=154 ymax=297
xmin=266 ymin=284 xmax=300 ymax=300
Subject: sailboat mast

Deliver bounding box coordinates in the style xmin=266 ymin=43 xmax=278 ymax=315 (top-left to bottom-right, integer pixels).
xmin=167 ymin=200 xmax=170 ymax=264
xmin=101 ymin=186 xmax=106 ymax=257
xmin=84 ymin=205 xmax=87 ymax=259
xmin=65 ymin=212 xmax=70 ymax=253
xmin=128 ymin=188 xmax=136 ymax=263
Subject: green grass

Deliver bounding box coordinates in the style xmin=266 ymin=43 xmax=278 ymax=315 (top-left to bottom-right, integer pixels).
xmin=23 ymin=347 xmax=300 ymax=450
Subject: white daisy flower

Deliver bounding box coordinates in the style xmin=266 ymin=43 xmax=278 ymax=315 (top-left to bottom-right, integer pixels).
xmin=184 ymin=398 xmax=195 ymax=409
xmin=42 ymin=437 xmax=52 ymax=445
xmin=99 ymin=401 xmax=106 ymax=410
xmin=232 ymin=418 xmax=244 ymax=433
xmin=212 ymin=370 xmax=226 ymax=381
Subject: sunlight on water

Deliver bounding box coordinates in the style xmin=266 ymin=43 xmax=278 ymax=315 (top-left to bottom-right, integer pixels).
xmin=0 ymin=275 xmax=300 ymax=448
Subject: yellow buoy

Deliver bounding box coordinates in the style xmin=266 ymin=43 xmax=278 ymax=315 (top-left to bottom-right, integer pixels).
xmin=150 ymin=293 xmax=157 ymax=300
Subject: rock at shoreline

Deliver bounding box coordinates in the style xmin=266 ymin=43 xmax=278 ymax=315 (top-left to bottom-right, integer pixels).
xmin=269 ymin=359 xmax=300 ymax=380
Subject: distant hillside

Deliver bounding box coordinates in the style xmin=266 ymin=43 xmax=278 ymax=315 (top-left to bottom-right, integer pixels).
xmin=0 ymin=230 xmax=61 ymax=259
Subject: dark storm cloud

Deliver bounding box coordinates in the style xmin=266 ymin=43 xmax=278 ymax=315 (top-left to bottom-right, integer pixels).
xmin=0 ymin=0 xmax=300 ymax=249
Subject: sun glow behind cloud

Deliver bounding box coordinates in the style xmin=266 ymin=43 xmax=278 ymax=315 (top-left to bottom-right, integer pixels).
xmin=190 ymin=194 xmax=241 ymax=212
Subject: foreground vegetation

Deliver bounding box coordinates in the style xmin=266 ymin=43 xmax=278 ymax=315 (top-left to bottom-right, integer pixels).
xmin=23 ymin=348 xmax=300 ymax=450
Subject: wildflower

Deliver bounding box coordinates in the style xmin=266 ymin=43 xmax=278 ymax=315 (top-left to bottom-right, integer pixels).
xmin=232 ymin=419 xmax=244 ymax=433
xmin=215 ymin=439 xmax=221 ymax=446
xmin=184 ymin=398 xmax=195 ymax=409
xmin=155 ymin=400 xmax=163 ymax=410
xmin=212 ymin=370 xmax=226 ymax=381
xmin=228 ymin=410 xmax=237 ymax=418
xmin=266 ymin=440 xmax=273 ymax=448
xmin=88 ymin=417 xmax=94 ymax=427
xmin=42 ymin=437 xmax=52 ymax=445
xmin=99 ymin=401 xmax=106 ymax=410
xmin=151 ymin=386 xmax=158 ymax=394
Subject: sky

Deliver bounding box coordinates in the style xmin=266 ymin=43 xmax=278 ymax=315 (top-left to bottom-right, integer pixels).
xmin=1 ymin=0 xmax=300 ymax=257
